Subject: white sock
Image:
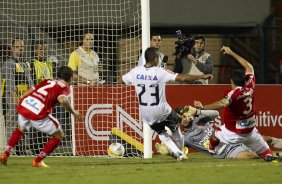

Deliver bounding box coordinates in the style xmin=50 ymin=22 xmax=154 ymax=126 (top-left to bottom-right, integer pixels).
xmin=158 ymin=132 xmax=183 ymax=156
xmin=271 ymin=137 xmax=282 ymax=149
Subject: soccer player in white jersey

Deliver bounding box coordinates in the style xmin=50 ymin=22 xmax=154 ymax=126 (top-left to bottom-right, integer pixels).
xmin=0 ymin=66 xmax=81 ymax=167
xmin=194 ymin=46 xmax=275 ymax=161
xmin=119 ymin=47 xmax=213 ymax=160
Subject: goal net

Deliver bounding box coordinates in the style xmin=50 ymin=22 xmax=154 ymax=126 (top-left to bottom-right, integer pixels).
xmin=0 ymin=0 xmax=146 ymax=157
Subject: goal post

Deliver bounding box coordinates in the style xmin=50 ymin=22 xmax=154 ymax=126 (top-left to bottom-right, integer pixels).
xmin=141 ymin=0 xmax=152 ymax=159
xmin=0 ymin=0 xmax=152 ymax=158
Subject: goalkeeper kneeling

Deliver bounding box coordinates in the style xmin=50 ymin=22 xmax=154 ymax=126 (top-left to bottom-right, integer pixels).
xmin=156 ymin=105 xmax=282 ymax=161
xmin=154 ymin=105 xmax=199 ymax=159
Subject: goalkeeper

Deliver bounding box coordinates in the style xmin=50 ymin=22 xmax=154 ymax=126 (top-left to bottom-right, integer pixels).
xmin=156 ymin=105 xmax=282 ymax=159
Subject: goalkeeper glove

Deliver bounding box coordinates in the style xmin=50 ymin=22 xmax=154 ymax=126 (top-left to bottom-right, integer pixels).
xmin=181 ymin=105 xmax=198 ymax=117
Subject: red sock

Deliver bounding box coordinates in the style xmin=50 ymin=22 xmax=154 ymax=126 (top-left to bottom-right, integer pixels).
xmin=5 ymin=128 xmax=23 ymax=157
xmin=35 ymin=137 xmax=61 ymax=163
xmin=209 ymin=136 xmax=220 ymax=150
xmin=261 ymin=149 xmax=273 ymax=159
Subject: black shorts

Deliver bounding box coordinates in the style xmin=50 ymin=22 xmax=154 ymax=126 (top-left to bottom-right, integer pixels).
xmin=149 ymin=110 xmax=180 ymax=134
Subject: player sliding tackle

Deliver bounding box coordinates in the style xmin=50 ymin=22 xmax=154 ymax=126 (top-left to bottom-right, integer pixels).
xmin=0 ymin=66 xmax=81 ymax=167
xmin=156 ymin=105 xmax=282 ymax=160
xmin=118 ymin=47 xmax=212 ymax=160
xmin=194 ymin=46 xmax=277 ymax=161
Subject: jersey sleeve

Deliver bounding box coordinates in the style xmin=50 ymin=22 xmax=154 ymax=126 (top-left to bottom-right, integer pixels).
xmin=57 ymin=85 xmax=71 ymax=102
xmin=160 ymin=68 xmax=178 ymax=82
xmin=122 ymin=67 xmax=136 ymax=85
xmin=245 ymin=73 xmax=255 ymax=89
xmin=193 ymin=115 xmax=212 ymax=126
xmin=224 ymin=89 xmax=237 ymax=104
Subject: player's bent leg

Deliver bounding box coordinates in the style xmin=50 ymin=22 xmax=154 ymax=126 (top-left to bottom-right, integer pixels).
xmin=235 ymin=151 xmax=259 ymax=159
xmin=245 ymin=128 xmax=275 ymax=161
xmin=158 ymin=133 xmax=187 ymax=161
xmin=32 ymin=130 xmax=63 ymax=168
xmin=0 ymin=128 xmax=25 ymax=166
xmin=171 ymin=128 xmax=184 ymax=151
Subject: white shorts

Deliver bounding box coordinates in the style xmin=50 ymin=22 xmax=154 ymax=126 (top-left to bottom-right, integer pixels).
xmin=18 ymin=114 xmax=62 ymax=135
xmin=215 ymin=125 xmax=269 ymax=154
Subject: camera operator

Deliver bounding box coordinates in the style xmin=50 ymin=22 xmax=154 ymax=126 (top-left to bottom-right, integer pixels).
xmin=174 ymin=35 xmax=213 ymax=84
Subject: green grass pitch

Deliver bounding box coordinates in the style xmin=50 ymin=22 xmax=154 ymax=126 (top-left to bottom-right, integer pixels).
xmin=0 ymin=153 xmax=281 ymax=184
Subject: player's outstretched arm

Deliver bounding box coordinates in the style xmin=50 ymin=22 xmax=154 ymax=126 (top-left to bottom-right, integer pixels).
xmin=58 ymin=96 xmax=82 ymax=120
xmin=198 ymin=109 xmax=219 ymax=120
xmin=220 ymin=46 xmax=254 ymax=74
xmin=194 ymin=98 xmax=229 ymax=110
xmin=175 ymin=73 xmax=213 ymax=82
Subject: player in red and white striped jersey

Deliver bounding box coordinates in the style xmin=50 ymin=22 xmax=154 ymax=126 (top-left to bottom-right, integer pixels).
xmin=194 ymin=46 xmax=275 ymax=161
xmin=0 ymin=66 xmax=81 ymax=167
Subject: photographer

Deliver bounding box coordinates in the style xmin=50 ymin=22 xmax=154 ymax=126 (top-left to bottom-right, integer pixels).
xmin=174 ymin=35 xmax=213 ymax=84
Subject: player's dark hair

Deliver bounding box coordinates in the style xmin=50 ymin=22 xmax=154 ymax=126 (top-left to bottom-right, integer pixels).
xmin=231 ymin=69 xmax=246 ymax=86
xmin=151 ymin=32 xmax=161 ymax=40
xmin=193 ymin=35 xmax=205 ymax=42
xmin=57 ymin=66 xmax=73 ymax=82
xmin=144 ymin=47 xmax=159 ymax=64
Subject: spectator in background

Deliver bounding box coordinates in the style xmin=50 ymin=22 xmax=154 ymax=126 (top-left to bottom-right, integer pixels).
xmin=1 ymin=44 xmax=11 ymax=98
xmin=1 ymin=38 xmax=33 ymax=155
xmin=0 ymin=44 xmax=12 ymax=63
xmin=137 ymin=32 xmax=167 ymax=67
xmin=174 ymin=35 xmax=213 ymax=84
xmin=30 ymin=40 xmax=53 ymax=84
xmin=68 ymin=31 xmax=101 ymax=85
xmin=29 ymin=40 xmax=54 ymax=155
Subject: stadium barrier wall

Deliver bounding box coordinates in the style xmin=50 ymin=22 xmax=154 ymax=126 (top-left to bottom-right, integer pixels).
xmin=73 ymin=85 xmax=282 ymax=155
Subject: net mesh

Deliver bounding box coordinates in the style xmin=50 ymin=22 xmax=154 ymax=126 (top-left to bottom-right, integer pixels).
xmin=0 ymin=0 xmax=143 ymax=157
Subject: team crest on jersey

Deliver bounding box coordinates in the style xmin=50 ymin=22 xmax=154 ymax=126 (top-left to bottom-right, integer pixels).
xmin=136 ymin=74 xmax=158 ymax=80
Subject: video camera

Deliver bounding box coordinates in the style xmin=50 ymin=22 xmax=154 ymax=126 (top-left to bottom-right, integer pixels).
xmin=174 ymin=30 xmax=195 ymax=57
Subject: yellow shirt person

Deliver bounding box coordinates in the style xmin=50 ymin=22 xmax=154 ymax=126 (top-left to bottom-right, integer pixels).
xmin=30 ymin=40 xmax=54 ymax=85
xmin=68 ymin=32 xmax=100 ymax=85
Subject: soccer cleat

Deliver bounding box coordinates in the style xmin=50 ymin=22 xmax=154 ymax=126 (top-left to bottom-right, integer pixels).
xmin=264 ymin=154 xmax=282 ymax=163
xmin=0 ymin=152 xmax=8 ymax=166
xmin=32 ymin=160 xmax=50 ymax=168
xmin=176 ymin=153 xmax=188 ymax=161
xmin=264 ymin=154 xmax=281 ymax=163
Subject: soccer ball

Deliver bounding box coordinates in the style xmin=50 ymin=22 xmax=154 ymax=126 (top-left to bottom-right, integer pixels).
xmin=107 ymin=143 xmax=125 ymax=157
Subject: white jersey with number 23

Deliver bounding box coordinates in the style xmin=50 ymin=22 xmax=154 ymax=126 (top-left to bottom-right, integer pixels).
xmin=122 ymin=66 xmax=178 ymax=125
